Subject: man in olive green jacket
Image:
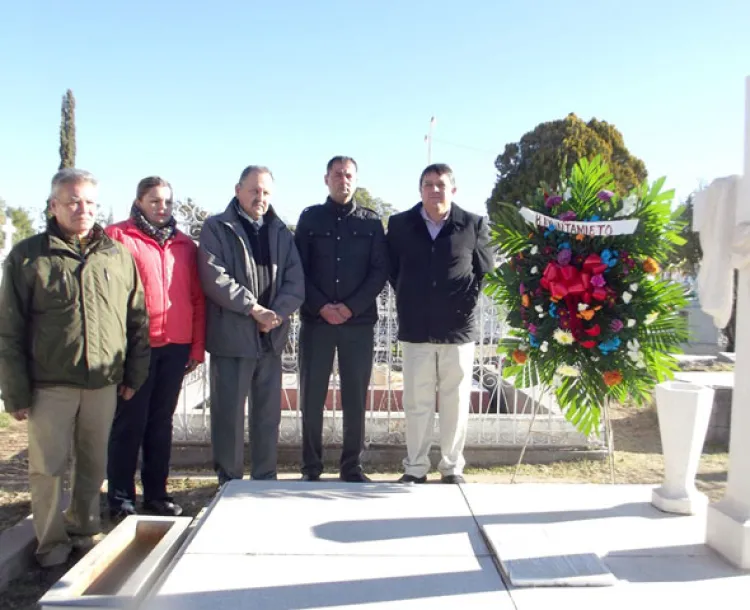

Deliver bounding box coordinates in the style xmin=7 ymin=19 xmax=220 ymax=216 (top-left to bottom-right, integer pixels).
xmin=0 ymin=169 xmax=150 ymax=567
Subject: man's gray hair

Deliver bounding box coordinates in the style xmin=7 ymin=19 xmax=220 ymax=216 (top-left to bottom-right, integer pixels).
xmin=49 ymin=168 xmax=98 ymax=200
xmin=238 ymin=165 xmax=273 ymax=185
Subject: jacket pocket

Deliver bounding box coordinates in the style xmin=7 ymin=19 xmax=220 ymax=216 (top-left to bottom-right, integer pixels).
xmin=33 ymin=267 xmax=76 ymax=312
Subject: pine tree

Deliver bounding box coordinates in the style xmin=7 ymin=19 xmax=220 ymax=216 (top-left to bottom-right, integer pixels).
xmin=58 ymin=89 xmax=76 ymax=170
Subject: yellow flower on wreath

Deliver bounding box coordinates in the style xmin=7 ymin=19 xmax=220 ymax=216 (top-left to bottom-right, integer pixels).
xmin=556 ymin=364 xmax=581 ymax=377
xmin=553 ymin=328 xmax=575 ymax=345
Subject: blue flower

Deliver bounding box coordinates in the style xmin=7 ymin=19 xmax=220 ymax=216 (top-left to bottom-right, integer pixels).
xmin=549 ymin=303 xmax=558 ymax=318
xmin=601 ymin=248 xmax=619 ymax=269
xmin=529 ymin=335 xmax=540 ymax=347
xmin=589 ymin=215 xmax=601 ymax=222
xmin=598 ymin=337 xmax=622 ymax=355
xmin=558 ymin=241 xmax=571 ymax=250
xmin=544 ymin=223 xmax=556 ymax=238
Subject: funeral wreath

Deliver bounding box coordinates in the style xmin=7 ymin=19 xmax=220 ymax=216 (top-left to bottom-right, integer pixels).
xmin=485 ymin=156 xmax=689 ymax=435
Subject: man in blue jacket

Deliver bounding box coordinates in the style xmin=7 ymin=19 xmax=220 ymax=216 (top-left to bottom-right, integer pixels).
xmin=387 ymin=163 xmax=494 ymax=484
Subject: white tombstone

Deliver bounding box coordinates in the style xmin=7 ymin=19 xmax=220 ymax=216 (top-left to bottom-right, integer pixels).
xmin=705 ymin=76 xmax=750 ymax=568
xmin=1 ymin=215 xmax=16 ymax=259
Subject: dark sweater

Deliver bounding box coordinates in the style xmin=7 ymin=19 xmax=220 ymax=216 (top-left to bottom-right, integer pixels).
xmin=236 ymin=210 xmax=272 ymax=308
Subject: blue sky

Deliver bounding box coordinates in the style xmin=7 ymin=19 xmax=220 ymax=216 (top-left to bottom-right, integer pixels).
xmin=1 ymin=1 xmax=748 ymax=226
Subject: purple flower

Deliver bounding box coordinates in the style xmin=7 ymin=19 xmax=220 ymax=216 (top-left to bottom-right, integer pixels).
xmin=519 ymin=283 xmax=526 ymax=294
xmin=545 ymin=195 xmax=563 ymax=208
xmin=558 ymin=210 xmax=577 ymax=221
xmin=557 ymin=248 xmax=572 ymax=265
xmin=590 ymin=274 xmax=606 ymax=288
xmin=597 ymin=190 xmax=614 ymax=202
xmin=528 ymin=323 xmax=537 ymax=335
xmin=610 ymin=319 xmax=624 ymax=332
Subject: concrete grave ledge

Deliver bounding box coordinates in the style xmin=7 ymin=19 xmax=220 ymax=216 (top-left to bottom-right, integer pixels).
xmin=0 ymin=515 xmax=36 ymax=593
xmin=170 ymin=442 xmax=608 ymax=470
xmin=39 ymin=515 xmax=191 ymax=610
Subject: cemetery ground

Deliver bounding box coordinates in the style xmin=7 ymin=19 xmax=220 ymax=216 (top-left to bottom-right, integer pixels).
xmin=0 ymin=372 xmax=732 ymax=609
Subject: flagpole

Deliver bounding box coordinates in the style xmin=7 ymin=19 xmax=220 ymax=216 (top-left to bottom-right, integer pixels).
xmin=426 ymin=116 xmax=436 ymax=164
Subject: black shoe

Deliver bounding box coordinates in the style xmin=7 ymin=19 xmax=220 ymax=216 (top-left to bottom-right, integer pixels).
xmin=441 ymin=474 xmax=466 ymax=484
xmin=143 ymin=498 xmax=183 ymax=517
xmin=109 ymin=499 xmax=137 ymax=522
xmin=301 ymin=473 xmax=321 ymax=482
xmin=398 ymin=474 xmax=427 ymax=484
xmin=340 ymin=471 xmax=371 ymax=483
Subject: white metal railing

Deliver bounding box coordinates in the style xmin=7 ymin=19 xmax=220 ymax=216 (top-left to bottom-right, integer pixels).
xmin=172 ymin=289 xmax=596 ymax=449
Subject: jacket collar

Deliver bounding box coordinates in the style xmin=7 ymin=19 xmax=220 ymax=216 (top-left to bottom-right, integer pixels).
xmin=218 ymin=198 xmax=280 ymax=228
xmin=407 ymin=202 xmax=468 ymax=232
xmin=46 ymin=219 xmax=115 ymax=256
xmin=324 ymin=197 xmax=357 ymax=217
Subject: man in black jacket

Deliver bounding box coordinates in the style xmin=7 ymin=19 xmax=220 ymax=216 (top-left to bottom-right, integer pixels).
xmin=387 ymin=163 xmax=494 ymax=485
xmin=295 ymin=156 xmax=388 ymax=482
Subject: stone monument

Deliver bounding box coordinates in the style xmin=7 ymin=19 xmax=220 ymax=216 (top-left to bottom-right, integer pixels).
xmin=703 ymin=76 xmax=750 ymax=568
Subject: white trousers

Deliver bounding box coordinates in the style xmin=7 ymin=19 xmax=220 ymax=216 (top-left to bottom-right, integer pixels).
xmin=401 ymin=342 xmax=475 ymax=478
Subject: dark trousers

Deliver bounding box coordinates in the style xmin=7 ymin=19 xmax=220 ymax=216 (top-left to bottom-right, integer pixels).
xmin=209 ymin=352 xmax=282 ymax=482
xmin=299 ymin=323 xmax=374 ymax=477
xmin=107 ymin=343 xmax=190 ymax=507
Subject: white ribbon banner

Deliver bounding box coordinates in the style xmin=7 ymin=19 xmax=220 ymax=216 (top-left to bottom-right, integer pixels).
xmin=519 ymin=207 xmax=639 ymax=236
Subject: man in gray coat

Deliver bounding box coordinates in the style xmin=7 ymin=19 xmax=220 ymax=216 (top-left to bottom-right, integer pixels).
xmin=198 ymin=166 xmax=304 ymax=483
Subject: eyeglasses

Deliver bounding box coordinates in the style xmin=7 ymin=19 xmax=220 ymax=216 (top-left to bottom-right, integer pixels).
xmin=55 ymin=196 xmax=97 ymax=209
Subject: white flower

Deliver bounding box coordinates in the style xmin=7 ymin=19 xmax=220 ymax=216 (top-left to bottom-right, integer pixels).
xmin=627 ymin=319 xmax=636 ymax=328
xmin=615 ymin=193 xmax=638 ymax=217
xmin=540 ymin=341 xmax=549 ymax=353
xmin=622 ymin=291 xmax=632 ymax=304
xmin=519 ymin=343 xmax=529 ymax=352
xmin=530 ymin=245 xmax=539 ymax=255
xmin=578 ymin=303 xmax=589 ymax=312
xmin=531 ymin=266 xmax=539 ymax=274
xmin=591 ymin=356 xmax=600 ymax=362
xmin=563 ymin=186 xmax=572 ymax=202
xmin=538 ymin=313 xmax=545 ymax=318
xmin=626 ymin=338 xmax=646 ymax=368
xmin=629 ymin=283 xmax=639 ymax=292
xmin=645 ymin=311 xmax=659 ymax=326
xmin=535 ymin=305 xmax=543 ymax=312
xmin=556 ymin=364 xmax=581 ymax=377
xmin=553 ymin=328 xmax=575 ymax=345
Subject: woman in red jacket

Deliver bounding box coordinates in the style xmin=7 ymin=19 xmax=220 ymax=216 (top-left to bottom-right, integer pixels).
xmin=105 ymin=176 xmax=205 ymax=519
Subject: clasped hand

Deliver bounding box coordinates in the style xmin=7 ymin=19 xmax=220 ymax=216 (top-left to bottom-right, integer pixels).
xmin=320 ymin=303 xmax=353 ymax=325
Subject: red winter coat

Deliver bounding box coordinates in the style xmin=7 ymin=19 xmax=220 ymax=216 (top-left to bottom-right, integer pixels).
xmin=106 ymin=220 xmax=206 ymax=362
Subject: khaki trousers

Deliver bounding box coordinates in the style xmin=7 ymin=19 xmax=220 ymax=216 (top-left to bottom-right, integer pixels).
xmin=401 ymin=342 xmax=475 ymax=478
xmin=27 ymin=385 xmax=117 ymax=566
